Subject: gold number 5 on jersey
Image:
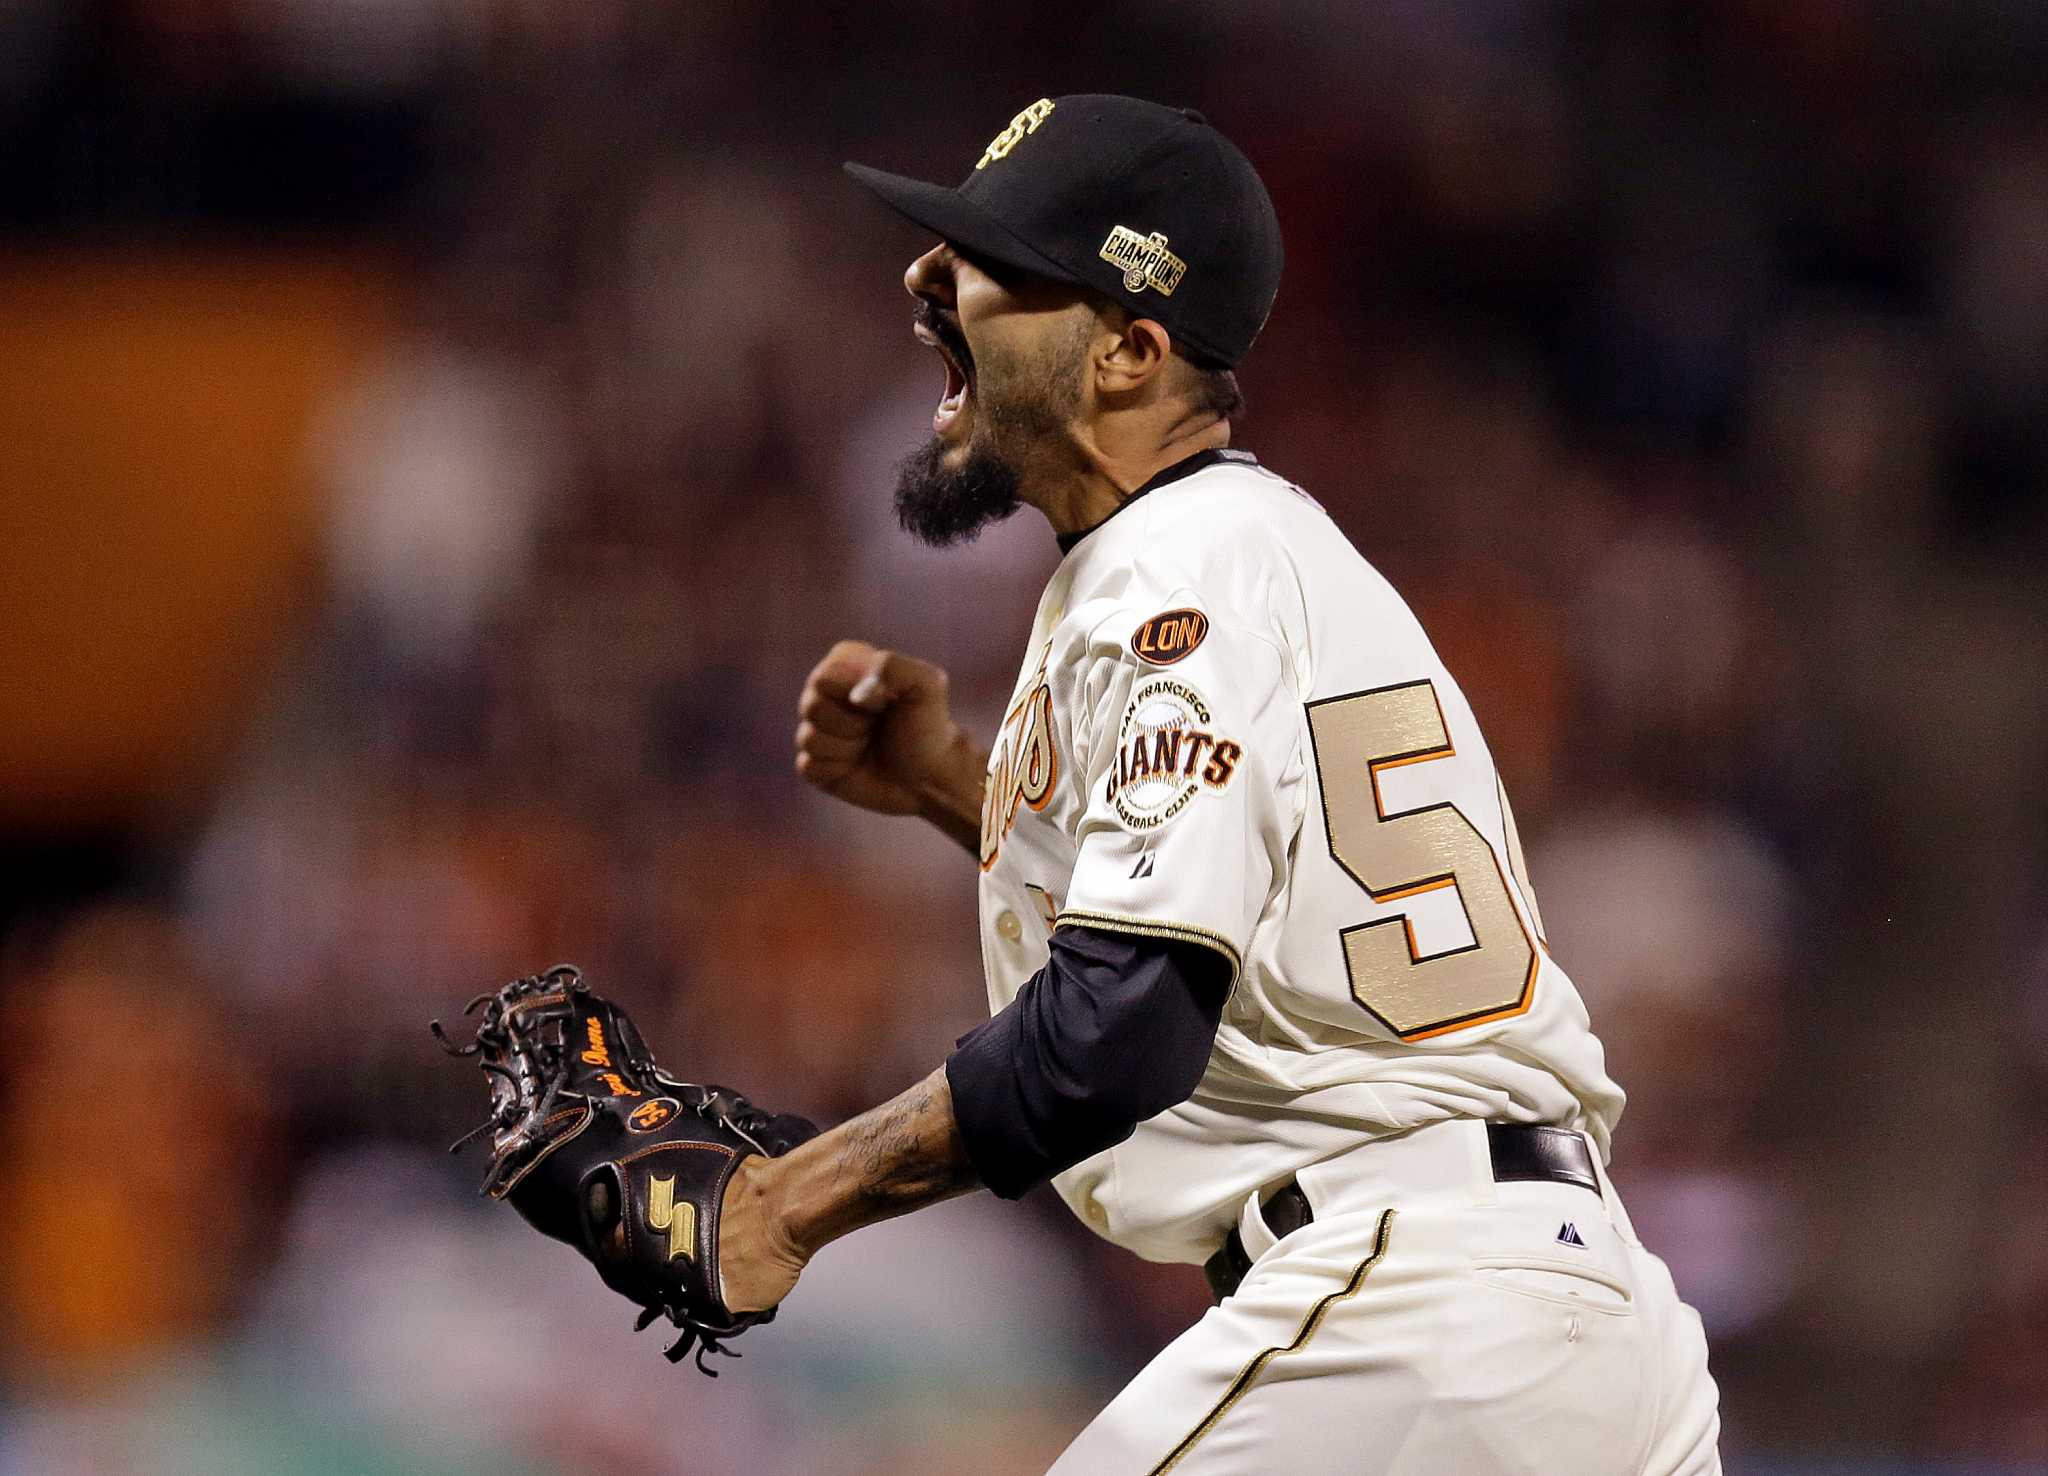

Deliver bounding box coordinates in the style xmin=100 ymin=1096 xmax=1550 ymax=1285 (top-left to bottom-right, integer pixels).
xmin=1306 ymin=681 xmax=1542 ymax=1041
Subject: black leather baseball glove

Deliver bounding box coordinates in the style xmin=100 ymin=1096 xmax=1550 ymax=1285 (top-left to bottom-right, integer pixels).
xmin=432 ymin=965 xmax=818 ymax=1373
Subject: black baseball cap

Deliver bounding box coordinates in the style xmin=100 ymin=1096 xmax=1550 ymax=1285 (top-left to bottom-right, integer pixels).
xmin=845 ymin=94 xmax=1282 ymax=370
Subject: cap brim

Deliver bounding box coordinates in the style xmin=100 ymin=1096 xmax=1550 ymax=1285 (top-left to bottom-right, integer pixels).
xmin=843 ymin=162 xmax=1087 ymax=290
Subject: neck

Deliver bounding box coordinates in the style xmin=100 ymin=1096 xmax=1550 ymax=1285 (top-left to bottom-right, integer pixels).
xmin=1028 ymin=415 xmax=1232 ymax=537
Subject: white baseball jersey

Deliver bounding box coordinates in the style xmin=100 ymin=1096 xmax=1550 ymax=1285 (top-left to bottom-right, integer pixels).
xmin=975 ymin=448 xmax=1625 ymax=1265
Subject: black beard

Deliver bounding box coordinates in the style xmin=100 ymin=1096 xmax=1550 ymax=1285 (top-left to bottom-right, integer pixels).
xmin=894 ymin=436 xmax=1025 ymax=547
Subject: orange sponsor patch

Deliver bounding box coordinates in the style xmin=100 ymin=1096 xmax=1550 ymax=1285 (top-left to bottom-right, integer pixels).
xmin=1132 ymin=608 xmax=1208 ymax=665
xmin=627 ymin=1097 xmax=679 ymax=1133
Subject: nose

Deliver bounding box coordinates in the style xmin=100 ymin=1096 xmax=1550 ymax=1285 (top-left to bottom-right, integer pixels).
xmin=904 ymin=243 xmax=957 ymax=306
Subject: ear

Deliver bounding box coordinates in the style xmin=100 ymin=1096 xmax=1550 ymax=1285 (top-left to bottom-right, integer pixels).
xmin=1095 ymin=315 xmax=1174 ymax=396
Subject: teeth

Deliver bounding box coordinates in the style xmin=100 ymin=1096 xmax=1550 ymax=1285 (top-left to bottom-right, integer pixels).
xmin=934 ymin=343 xmax=967 ymax=412
xmin=918 ymin=317 xmax=970 ymax=428
xmin=915 ymin=322 xmax=969 ymax=380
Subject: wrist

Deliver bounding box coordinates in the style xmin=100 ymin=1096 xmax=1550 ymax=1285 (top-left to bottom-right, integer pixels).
xmin=730 ymin=1150 xmax=812 ymax=1263
xmin=913 ymin=731 xmax=986 ymax=837
xmin=747 ymin=1139 xmax=836 ymax=1261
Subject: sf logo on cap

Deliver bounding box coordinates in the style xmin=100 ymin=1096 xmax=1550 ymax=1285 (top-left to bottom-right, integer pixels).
xmin=976 ymin=98 xmax=1055 ymax=170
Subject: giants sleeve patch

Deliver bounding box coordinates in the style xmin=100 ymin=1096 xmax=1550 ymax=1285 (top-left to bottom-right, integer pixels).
xmin=1103 ymin=675 xmax=1242 ymax=832
xmin=1132 ymin=608 xmax=1209 ymax=665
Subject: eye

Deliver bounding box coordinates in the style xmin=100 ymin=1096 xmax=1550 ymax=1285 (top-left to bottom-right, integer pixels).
xmin=952 ymin=244 xmax=1025 ymax=292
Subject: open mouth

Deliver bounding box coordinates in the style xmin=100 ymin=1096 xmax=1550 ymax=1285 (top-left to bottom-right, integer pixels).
xmin=914 ymin=315 xmax=973 ymax=434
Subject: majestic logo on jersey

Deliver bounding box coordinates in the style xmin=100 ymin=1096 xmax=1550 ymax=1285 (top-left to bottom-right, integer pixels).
xmin=981 ymin=645 xmax=1058 ymax=870
xmin=1103 ymin=676 xmax=1242 ymax=831
xmin=1099 ymin=227 xmax=1186 ymax=296
xmin=975 ymin=98 xmax=1055 ymax=169
xmin=1132 ymin=607 xmax=1209 ymax=665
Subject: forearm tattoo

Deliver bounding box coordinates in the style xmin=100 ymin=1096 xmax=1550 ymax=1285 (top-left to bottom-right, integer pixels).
xmin=844 ymin=1067 xmax=977 ymax=1210
xmin=784 ymin=1066 xmax=979 ymax=1255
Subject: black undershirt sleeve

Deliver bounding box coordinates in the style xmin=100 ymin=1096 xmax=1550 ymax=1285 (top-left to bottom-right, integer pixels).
xmin=943 ymin=923 xmax=1233 ymax=1201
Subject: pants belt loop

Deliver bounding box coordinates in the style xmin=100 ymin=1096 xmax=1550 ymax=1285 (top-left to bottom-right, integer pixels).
xmin=1586 ymin=1136 xmax=1641 ymax=1246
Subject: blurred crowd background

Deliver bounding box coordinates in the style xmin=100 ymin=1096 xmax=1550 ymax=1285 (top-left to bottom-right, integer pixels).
xmin=3 ymin=2 xmax=2045 ymax=1473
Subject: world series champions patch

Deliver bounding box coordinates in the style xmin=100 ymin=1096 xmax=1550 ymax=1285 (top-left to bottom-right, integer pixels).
xmin=1103 ymin=675 xmax=1242 ymax=831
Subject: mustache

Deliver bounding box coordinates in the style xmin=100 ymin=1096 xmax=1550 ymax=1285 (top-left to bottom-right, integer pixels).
xmin=912 ymin=299 xmax=974 ymax=375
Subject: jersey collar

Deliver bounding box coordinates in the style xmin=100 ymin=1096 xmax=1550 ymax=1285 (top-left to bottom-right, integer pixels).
xmin=1054 ymin=447 xmax=1259 ymax=554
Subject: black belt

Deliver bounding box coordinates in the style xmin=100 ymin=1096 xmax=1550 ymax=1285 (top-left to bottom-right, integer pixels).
xmin=1202 ymin=1123 xmax=1600 ymax=1303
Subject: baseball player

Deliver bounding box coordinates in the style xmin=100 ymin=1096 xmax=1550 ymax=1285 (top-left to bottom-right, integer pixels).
xmin=716 ymin=95 xmax=1724 ymax=1473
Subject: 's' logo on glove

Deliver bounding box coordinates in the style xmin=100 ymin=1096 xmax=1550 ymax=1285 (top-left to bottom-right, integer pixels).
xmin=647 ymin=1175 xmax=697 ymax=1263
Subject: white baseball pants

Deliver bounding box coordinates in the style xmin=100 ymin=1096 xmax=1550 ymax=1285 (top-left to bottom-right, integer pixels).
xmin=1048 ymin=1120 xmax=1721 ymax=1475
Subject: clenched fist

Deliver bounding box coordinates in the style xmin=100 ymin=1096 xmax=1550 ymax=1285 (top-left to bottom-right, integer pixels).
xmin=795 ymin=641 xmax=987 ymax=853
